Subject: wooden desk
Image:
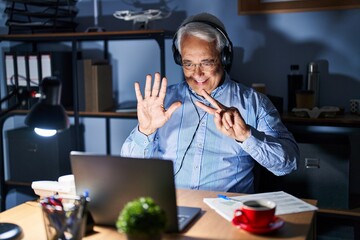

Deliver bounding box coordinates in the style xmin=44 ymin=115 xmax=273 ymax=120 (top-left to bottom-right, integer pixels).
xmin=0 ymin=189 xmax=317 ymax=240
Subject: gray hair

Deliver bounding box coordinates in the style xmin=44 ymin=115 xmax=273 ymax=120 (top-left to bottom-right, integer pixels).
xmin=176 ymin=22 xmax=227 ymax=54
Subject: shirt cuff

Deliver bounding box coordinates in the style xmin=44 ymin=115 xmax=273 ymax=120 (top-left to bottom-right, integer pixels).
xmin=239 ymin=127 xmax=262 ymax=154
xmin=133 ymin=126 xmax=156 ymax=147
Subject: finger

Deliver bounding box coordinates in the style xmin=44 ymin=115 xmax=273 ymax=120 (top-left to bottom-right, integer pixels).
xmin=215 ymin=111 xmax=234 ymax=134
xmin=166 ymin=101 xmax=182 ymax=118
xmin=232 ymin=111 xmax=250 ymax=141
xmin=233 ymin=110 xmax=246 ymax=127
xmin=158 ymin=77 xmax=168 ymax=100
xmin=134 ymin=82 xmax=143 ymax=101
xmin=220 ymin=111 xmax=232 ymax=130
xmin=144 ymin=74 xmax=152 ymax=98
xmin=214 ymin=112 xmax=223 ymax=129
xmin=200 ymin=89 xmax=222 ymax=110
xmin=151 ymin=72 xmax=161 ymax=97
xmin=195 ymin=101 xmax=217 ymax=115
xmin=223 ymin=111 xmax=234 ymax=128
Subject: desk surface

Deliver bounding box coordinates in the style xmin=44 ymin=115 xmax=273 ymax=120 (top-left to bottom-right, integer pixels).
xmin=0 ymin=189 xmax=317 ymax=240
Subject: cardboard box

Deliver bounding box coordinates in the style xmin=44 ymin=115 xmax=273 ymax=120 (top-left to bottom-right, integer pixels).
xmin=78 ymin=59 xmax=113 ymax=112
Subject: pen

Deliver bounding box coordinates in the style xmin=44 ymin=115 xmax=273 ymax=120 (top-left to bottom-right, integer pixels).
xmin=217 ymin=194 xmax=242 ymax=203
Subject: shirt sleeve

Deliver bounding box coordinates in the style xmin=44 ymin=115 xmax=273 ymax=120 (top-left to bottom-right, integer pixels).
xmin=239 ymin=97 xmax=299 ymax=176
xmin=120 ymin=125 xmax=157 ymax=158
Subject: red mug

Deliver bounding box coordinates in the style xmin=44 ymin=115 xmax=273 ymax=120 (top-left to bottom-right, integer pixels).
xmin=233 ymin=199 xmax=276 ymax=228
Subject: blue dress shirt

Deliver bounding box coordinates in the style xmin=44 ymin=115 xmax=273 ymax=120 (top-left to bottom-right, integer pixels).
xmin=121 ymin=74 xmax=298 ymax=193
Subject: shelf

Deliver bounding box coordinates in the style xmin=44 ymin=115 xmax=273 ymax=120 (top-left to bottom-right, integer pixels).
xmin=5 ymin=19 xmax=77 ymax=30
xmin=3 ymin=0 xmax=78 ymax=7
xmin=5 ymin=180 xmax=31 ymax=187
xmin=4 ymin=6 xmax=78 ymax=19
xmin=8 ymin=109 xmax=138 ymax=119
xmin=281 ymin=112 xmax=360 ymax=127
xmin=4 ymin=5 xmax=78 ymax=17
xmin=0 ymin=30 xmax=172 ymax=42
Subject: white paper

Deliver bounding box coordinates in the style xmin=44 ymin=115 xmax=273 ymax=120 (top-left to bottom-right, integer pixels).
xmin=41 ymin=54 xmax=52 ymax=79
xmin=16 ymin=55 xmax=27 ymax=86
xmin=203 ymin=191 xmax=318 ymax=222
xmin=5 ymin=54 xmax=15 ymax=86
xmin=28 ymin=55 xmax=39 ymax=86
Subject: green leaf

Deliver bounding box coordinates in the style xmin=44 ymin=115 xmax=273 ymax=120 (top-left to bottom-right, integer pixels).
xmin=116 ymin=197 xmax=166 ymax=235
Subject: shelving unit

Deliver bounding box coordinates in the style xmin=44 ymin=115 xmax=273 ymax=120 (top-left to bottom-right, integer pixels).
xmin=0 ymin=30 xmax=171 ymax=211
xmin=0 ymin=29 xmax=169 ymax=145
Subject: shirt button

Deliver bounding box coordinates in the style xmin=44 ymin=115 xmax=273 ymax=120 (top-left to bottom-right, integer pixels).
xmin=198 ymin=143 xmax=202 ymax=147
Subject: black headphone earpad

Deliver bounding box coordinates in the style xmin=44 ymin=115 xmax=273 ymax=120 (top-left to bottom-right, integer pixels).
xmin=221 ymin=46 xmax=231 ymax=67
xmin=172 ymin=42 xmax=182 ymax=66
xmin=174 ymin=49 xmax=182 ymax=66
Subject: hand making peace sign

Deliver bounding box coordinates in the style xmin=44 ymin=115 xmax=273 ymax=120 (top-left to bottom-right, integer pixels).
xmin=195 ymin=89 xmax=250 ymax=142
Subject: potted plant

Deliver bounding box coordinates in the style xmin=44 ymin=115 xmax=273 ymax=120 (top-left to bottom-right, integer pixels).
xmin=116 ymin=197 xmax=167 ymax=240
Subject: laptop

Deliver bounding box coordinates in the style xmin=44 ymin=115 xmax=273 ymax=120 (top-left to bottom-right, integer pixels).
xmin=70 ymin=151 xmax=201 ymax=233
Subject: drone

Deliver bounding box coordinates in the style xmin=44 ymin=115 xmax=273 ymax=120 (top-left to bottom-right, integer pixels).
xmin=113 ymin=9 xmax=171 ymax=29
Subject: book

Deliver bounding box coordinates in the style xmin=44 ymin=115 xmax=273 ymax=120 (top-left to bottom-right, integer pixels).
xmin=4 ymin=53 xmax=15 ymax=86
xmin=80 ymin=59 xmax=113 ymax=112
xmin=28 ymin=54 xmax=40 ymax=86
xmin=203 ymin=191 xmax=318 ymax=222
xmin=3 ymin=52 xmax=40 ymax=109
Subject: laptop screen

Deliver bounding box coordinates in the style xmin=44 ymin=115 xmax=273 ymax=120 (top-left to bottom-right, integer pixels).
xmin=70 ymin=151 xmax=199 ymax=232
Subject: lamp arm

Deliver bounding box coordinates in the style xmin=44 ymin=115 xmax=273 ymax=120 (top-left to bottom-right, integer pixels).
xmin=0 ymin=102 xmax=22 ymax=119
xmin=0 ymin=87 xmax=30 ymax=119
xmin=0 ymin=88 xmax=19 ymax=105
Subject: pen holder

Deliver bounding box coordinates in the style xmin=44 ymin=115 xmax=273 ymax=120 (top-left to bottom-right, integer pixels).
xmin=41 ymin=195 xmax=89 ymax=240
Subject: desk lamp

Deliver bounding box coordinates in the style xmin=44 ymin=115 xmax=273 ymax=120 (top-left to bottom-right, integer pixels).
xmin=25 ymin=76 xmax=70 ymax=137
xmin=0 ymin=76 xmax=69 ymax=239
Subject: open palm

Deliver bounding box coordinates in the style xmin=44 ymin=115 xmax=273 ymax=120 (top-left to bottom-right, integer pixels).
xmin=135 ymin=73 xmax=181 ymax=135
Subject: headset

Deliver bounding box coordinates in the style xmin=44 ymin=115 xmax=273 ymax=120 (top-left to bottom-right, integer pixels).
xmin=172 ymin=19 xmax=234 ymax=71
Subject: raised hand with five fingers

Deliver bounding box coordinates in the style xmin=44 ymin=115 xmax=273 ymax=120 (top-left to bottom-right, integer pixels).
xmin=135 ymin=72 xmax=182 ymax=136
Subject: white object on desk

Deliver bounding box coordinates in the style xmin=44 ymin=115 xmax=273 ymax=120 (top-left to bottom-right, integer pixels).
xmin=292 ymin=106 xmax=340 ymax=118
xmin=204 ymin=191 xmax=318 ymax=222
xmin=31 ymin=174 xmax=76 ymax=198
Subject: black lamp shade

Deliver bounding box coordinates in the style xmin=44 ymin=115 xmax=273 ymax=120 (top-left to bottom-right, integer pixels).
xmin=25 ymin=103 xmax=69 ymax=130
xmin=25 ymin=76 xmax=70 ymax=132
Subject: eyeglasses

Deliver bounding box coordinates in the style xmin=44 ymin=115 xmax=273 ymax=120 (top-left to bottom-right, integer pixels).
xmin=182 ymin=59 xmax=218 ymax=71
